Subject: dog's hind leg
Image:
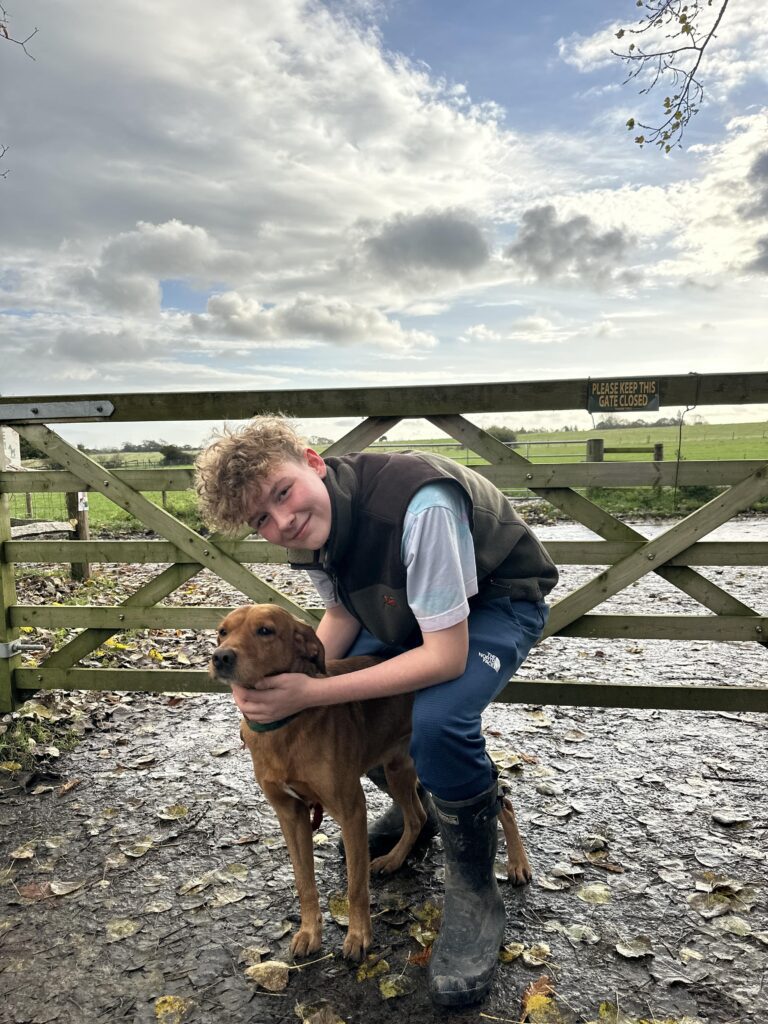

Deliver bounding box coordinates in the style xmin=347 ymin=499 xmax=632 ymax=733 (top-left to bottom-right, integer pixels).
xmin=499 ymin=794 xmax=532 ymax=885
xmin=265 ymin=785 xmax=324 ymax=956
xmin=369 ymin=756 xmax=426 ymax=875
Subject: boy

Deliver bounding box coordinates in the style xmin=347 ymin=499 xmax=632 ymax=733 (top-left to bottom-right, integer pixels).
xmin=195 ymin=416 xmax=558 ymax=1008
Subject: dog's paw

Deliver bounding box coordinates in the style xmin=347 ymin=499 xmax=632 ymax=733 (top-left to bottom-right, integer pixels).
xmin=291 ymin=926 xmax=323 ymax=958
xmin=342 ymin=927 xmax=372 ymax=961
xmin=507 ymin=855 xmax=533 ymax=886
xmin=369 ymin=851 xmax=405 ymax=875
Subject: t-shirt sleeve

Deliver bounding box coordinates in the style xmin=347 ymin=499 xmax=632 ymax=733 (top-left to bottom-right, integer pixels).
xmin=305 ymin=568 xmax=340 ymax=608
xmin=402 ymin=481 xmax=477 ymax=633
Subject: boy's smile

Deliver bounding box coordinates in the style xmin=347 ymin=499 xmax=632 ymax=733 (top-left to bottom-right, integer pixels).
xmin=245 ymin=449 xmax=332 ymax=550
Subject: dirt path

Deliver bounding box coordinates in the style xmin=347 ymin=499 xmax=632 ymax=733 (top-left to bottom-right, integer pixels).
xmin=1 ymin=514 xmax=767 ymax=1024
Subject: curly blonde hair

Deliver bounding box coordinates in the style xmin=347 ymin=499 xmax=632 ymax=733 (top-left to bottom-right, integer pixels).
xmin=195 ymin=416 xmax=307 ymax=533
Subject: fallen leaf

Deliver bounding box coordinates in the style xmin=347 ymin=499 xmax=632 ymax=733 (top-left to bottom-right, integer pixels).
xmin=711 ymin=808 xmax=752 ymax=828
xmin=356 ymin=955 xmax=390 ymax=981
xmin=18 ymin=881 xmax=52 ymax=901
xmin=57 ymin=779 xmax=82 ymax=797
xmin=10 ymin=841 xmax=36 ymax=860
xmin=520 ymin=975 xmax=557 ymax=1023
xmin=120 ymin=836 xmax=154 ymax=858
xmin=245 ymin=960 xmax=290 ymax=991
xmin=328 ymin=891 xmax=350 ymax=927
xmin=238 ymin=945 xmax=271 ymax=966
xmin=615 ymin=935 xmax=654 ymax=959
xmin=0 ymin=761 xmax=23 ymax=772
xmin=106 ymin=917 xmax=144 ymax=942
xmin=50 ymin=879 xmax=85 ymax=896
xmin=144 ymin=899 xmax=174 ymax=914
xmin=688 ymin=892 xmax=732 ymax=919
xmin=714 ymin=914 xmax=751 ymax=936
xmin=295 ymin=1002 xmax=346 ymax=1024
xmin=154 ymin=995 xmax=194 ymax=1024
xmin=522 ymin=942 xmax=551 ymax=967
xmin=576 ymin=882 xmax=611 ymax=905
xmin=378 ymin=974 xmax=416 ymax=999
xmin=156 ymin=803 xmax=189 ymax=821
xmin=499 ymin=942 xmax=526 ymax=963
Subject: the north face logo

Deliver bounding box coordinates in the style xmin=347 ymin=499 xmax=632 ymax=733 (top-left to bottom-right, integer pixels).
xmin=478 ymin=651 xmax=501 ymax=673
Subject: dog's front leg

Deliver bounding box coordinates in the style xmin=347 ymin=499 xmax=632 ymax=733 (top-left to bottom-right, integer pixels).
xmin=499 ymin=794 xmax=532 ymax=885
xmin=336 ymin=785 xmax=373 ymax=961
xmin=265 ymin=785 xmax=323 ymax=956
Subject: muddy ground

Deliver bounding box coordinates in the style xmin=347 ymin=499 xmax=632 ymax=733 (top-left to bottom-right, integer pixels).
xmin=1 ymin=513 xmax=767 ymax=1024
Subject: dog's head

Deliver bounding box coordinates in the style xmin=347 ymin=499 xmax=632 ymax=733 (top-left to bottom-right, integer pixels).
xmin=209 ymin=604 xmax=326 ymax=689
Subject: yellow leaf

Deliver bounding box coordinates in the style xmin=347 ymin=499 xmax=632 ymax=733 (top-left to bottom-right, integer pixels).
xmin=10 ymin=841 xmax=36 ymax=860
xmin=245 ymin=960 xmax=290 ymax=991
xmin=328 ymin=891 xmax=350 ymax=926
xmin=0 ymin=762 xmax=23 ymax=773
xmin=378 ymin=974 xmax=416 ymax=999
xmin=356 ymin=955 xmax=390 ymax=981
xmin=154 ymin=995 xmax=194 ymax=1024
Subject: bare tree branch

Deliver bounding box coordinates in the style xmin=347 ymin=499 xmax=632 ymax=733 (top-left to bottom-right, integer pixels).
xmin=0 ymin=3 xmax=38 ymax=58
xmin=1 ymin=4 xmax=37 ymax=179
xmin=613 ymin=0 xmax=730 ymax=152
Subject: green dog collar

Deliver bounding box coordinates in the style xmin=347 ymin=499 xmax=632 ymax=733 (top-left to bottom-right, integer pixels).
xmin=245 ymin=712 xmax=301 ymax=733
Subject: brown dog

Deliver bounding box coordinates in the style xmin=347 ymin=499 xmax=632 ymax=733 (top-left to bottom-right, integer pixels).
xmin=209 ymin=603 xmax=427 ymax=960
xmin=209 ymin=604 xmax=533 ymax=961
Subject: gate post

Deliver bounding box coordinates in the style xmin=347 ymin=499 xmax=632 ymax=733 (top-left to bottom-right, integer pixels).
xmin=0 ymin=427 xmax=21 ymax=712
xmin=65 ymin=491 xmax=91 ymax=580
xmin=586 ymin=438 xmax=604 ymax=462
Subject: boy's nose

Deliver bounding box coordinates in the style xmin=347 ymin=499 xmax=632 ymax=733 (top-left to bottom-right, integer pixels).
xmin=272 ymin=507 xmax=295 ymax=532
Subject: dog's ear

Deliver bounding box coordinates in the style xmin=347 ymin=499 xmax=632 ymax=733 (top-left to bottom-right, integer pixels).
xmin=292 ymin=621 xmax=326 ymax=675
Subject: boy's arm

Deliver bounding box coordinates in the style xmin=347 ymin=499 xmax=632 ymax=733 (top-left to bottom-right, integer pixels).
xmin=233 ymin=619 xmax=469 ymax=723
xmin=316 ymin=603 xmax=361 ymax=660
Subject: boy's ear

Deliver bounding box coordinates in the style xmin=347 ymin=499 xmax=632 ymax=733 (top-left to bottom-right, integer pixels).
xmin=305 ymin=448 xmax=327 ymax=477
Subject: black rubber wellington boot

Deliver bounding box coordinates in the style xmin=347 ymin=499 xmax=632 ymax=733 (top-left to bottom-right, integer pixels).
xmin=428 ymin=782 xmax=506 ymax=1008
xmin=338 ymin=765 xmax=439 ymax=860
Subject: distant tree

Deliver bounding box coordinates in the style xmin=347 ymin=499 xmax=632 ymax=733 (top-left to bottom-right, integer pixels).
xmin=158 ymin=444 xmax=188 ymax=465
xmin=614 ymin=0 xmax=730 ymax=152
xmin=486 ymin=424 xmax=518 ymax=443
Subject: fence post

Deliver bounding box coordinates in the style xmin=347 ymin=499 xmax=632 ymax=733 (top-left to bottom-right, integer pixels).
xmin=653 ymin=443 xmax=664 ymax=462
xmin=66 ymin=491 xmax=91 ymax=581
xmin=0 ymin=427 xmax=21 ymax=712
xmin=586 ymin=438 xmax=604 ymax=462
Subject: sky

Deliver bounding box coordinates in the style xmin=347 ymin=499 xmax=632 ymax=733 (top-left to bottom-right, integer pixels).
xmin=1 ymin=0 xmax=767 ymax=448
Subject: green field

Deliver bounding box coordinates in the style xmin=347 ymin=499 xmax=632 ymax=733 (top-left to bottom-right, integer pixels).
xmin=366 ymin=420 xmax=768 ymax=465
xmin=11 ymin=420 xmax=768 ymax=530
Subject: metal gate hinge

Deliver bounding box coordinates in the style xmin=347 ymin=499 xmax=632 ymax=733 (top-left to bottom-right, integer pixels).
xmin=0 ymin=639 xmax=46 ymax=659
xmin=0 ymin=400 xmax=115 ymax=423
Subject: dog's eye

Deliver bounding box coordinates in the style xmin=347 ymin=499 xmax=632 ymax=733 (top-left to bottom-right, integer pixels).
xmin=218 ymin=628 xmax=227 ymax=637
xmin=256 ymin=626 xmax=275 ymax=636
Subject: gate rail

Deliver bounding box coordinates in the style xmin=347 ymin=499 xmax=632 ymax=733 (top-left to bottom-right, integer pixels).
xmin=1 ymin=371 xmax=767 ymax=714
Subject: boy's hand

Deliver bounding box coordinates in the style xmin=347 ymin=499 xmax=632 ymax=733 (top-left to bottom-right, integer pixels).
xmin=231 ymin=674 xmax=313 ymax=723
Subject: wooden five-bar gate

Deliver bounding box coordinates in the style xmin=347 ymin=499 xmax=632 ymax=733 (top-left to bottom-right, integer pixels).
xmin=1 ymin=372 xmax=767 ymax=715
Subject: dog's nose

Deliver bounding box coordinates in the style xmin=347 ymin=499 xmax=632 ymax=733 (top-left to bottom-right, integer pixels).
xmin=212 ymin=647 xmax=237 ymax=674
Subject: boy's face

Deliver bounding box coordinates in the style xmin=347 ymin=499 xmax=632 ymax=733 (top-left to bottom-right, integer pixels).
xmin=244 ymin=449 xmax=332 ymax=550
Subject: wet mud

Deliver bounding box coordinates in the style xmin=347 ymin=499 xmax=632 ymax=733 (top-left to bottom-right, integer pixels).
xmin=1 ymin=514 xmax=767 ymax=1024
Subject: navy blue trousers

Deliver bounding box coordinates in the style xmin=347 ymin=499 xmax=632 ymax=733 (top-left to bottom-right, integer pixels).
xmin=345 ymin=597 xmax=548 ymax=802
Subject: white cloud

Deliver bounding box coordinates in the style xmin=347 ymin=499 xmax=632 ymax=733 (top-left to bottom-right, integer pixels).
xmin=192 ymin=291 xmax=438 ymax=352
